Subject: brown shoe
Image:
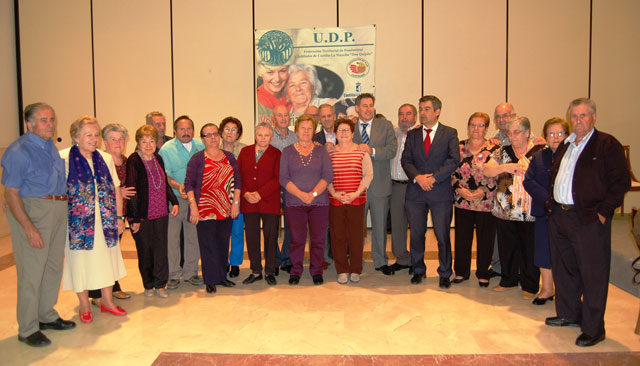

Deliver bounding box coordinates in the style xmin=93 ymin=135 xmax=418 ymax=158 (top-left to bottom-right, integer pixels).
xmin=522 ymin=291 xmax=536 ymax=300
xmin=90 ymin=298 xmax=102 ymax=307
xmin=493 ymin=285 xmax=515 ymax=292
xmin=112 ymin=291 xmax=131 ymax=300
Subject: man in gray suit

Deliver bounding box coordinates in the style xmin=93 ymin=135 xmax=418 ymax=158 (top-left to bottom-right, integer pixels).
xmin=352 ymin=93 xmax=397 ymax=275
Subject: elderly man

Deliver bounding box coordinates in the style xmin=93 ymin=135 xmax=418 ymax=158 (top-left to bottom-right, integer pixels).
xmin=305 ymin=105 xmax=319 ymax=125
xmin=2 ymin=103 xmax=75 ymax=347
xmin=146 ymin=111 xmax=172 ymax=150
xmin=389 ymin=103 xmax=417 ymax=273
xmin=352 ymin=93 xmax=398 ymax=275
xmin=270 ymin=104 xmax=298 ymax=273
xmin=545 ymin=98 xmax=630 ymax=347
xmin=401 ymin=95 xmax=460 ymax=287
xmin=159 ymin=115 xmax=205 ymax=289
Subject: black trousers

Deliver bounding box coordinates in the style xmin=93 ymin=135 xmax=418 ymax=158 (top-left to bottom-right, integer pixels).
xmin=495 ymin=218 xmax=539 ymax=293
xmin=244 ymin=212 xmax=279 ymax=275
xmin=132 ymin=216 xmax=169 ymax=289
xmin=196 ymin=218 xmax=232 ymax=285
xmin=549 ymin=205 xmax=611 ymax=337
xmin=454 ymin=208 xmax=496 ymax=280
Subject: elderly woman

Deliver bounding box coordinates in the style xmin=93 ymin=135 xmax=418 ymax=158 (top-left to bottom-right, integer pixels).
xmin=60 ymin=116 xmax=127 ymax=323
xmin=185 ymin=123 xmax=242 ymax=294
xmin=126 ymin=125 xmax=179 ymax=299
xmin=280 ymin=114 xmax=333 ymax=285
xmin=327 ymin=119 xmax=372 ymax=284
xmin=524 ymin=117 xmax=571 ymax=305
xmin=220 ymin=117 xmax=247 ymax=278
xmin=237 ymin=122 xmax=282 ymax=285
xmin=483 ymin=116 xmax=544 ymax=299
xmin=88 ymin=124 xmax=135 ymax=307
xmin=286 ymin=65 xmax=336 ymax=121
xmin=451 ymin=112 xmax=500 ymax=287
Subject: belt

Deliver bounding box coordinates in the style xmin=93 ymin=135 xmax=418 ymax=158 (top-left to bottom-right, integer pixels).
xmin=555 ymin=202 xmax=575 ymax=211
xmin=42 ymin=195 xmax=68 ymax=201
xmin=392 ymin=180 xmax=409 ymax=184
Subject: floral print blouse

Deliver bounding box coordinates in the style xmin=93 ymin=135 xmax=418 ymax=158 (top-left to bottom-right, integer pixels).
xmin=451 ymin=139 xmax=499 ymax=212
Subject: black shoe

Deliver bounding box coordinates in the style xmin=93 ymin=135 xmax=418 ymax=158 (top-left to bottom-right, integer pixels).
xmin=545 ymin=316 xmax=580 ymax=327
xmin=576 ymin=332 xmax=605 ymax=347
xmin=289 ymin=275 xmax=300 ymax=285
xmin=375 ymin=265 xmax=395 ymax=276
xmin=18 ymin=331 xmax=51 ymax=347
xmin=242 ymin=273 xmax=263 ymax=284
xmin=532 ymin=295 xmax=554 ymax=305
xmin=409 ymin=267 xmax=414 ymax=275
xmin=275 ymin=267 xmax=279 ymax=276
xmin=229 ymin=266 xmax=240 ymax=278
xmin=439 ymin=277 xmax=451 ymax=289
xmin=206 ymin=284 xmax=216 ymax=293
xmin=218 ymin=279 xmax=236 ymax=287
xmin=39 ymin=317 xmax=76 ymax=331
xmin=281 ymin=264 xmax=292 ymax=274
xmin=411 ymin=273 xmax=426 ymax=284
xmin=389 ymin=263 xmax=410 ymax=272
xmin=312 ymin=274 xmax=324 ymax=285
xmin=452 ymin=276 xmax=468 ymax=284
xmin=488 ymin=268 xmax=501 ymax=278
xmin=478 ymin=280 xmax=490 ymax=288
xmin=265 ymin=274 xmax=277 ymax=286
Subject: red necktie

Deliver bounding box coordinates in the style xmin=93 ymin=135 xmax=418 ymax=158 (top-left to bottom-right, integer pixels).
xmin=424 ymin=128 xmax=432 ymax=158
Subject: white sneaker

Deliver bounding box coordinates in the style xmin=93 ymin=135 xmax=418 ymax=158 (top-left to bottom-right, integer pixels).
xmin=349 ymin=273 xmax=360 ymax=283
xmin=143 ymin=289 xmax=154 ymax=297
xmin=155 ymin=288 xmax=169 ymax=298
xmin=337 ymin=273 xmax=348 ymax=284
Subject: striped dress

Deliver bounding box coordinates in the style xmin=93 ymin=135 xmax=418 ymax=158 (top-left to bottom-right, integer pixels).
xmin=329 ymin=150 xmax=367 ymax=206
xmin=198 ymin=154 xmax=234 ymax=219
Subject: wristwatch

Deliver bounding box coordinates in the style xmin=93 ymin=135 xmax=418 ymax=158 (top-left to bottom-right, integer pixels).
xmin=312 ymin=191 xmax=318 ymax=197
xmin=117 ymin=216 xmax=125 ymax=221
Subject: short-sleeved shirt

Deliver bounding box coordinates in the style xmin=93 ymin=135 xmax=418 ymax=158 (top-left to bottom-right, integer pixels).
xmin=198 ymin=154 xmax=234 ymax=220
xmin=1 ymin=132 xmax=66 ymax=197
xmin=159 ymin=137 xmax=205 ymax=196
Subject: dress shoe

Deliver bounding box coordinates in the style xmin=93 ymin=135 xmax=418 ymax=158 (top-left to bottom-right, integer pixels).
xmin=275 ymin=267 xmax=279 ymax=276
xmin=375 ymin=265 xmax=395 ymax=276
xmin=155 ymin=288 xmax=169 ymax=298
xmin=439 ymin=277 xmax=451 ymax=289
xmin=545 ymin=316 xmax=580 ymax=327
xmin=218 ymin=279 xmax=236 ymax=287
xmin=281 ymin=264 xmax=293 ymax=273
xmin=522 ymin=291 xmax=536 ymax=300
xmin=39 ymin=317 xmax=76 ymax=331
xmin=312 ymin=274 xmax=324 ymax=285
xmin=411 ymin=273 xmax=426 ymax=284
xmin=337 ymin=273 xmax=348 ymax=284
xmin=452 ymin=276 xmax=468 ymax=284
xmin=478 ymin=280 xmax=490 ymax=288
xmin=143 ymin=289 xmax=154 ymax=297
xmin=389 ymin=263 xmax=410 ymax=272
xmin=409 ymin=267 xmax=414 ymax=275
xmin=229 ymin=266 xmax=240 ymax=278
xmin=488 ymin=268 xmax=501 ymax=278
xmin=90 ymin=298 xmax=102 ymax=307
xmin=206 ymin=284 xmax=217 ymax=293
xmin=18 ymin=331 xmax=51 ymax=347
xmin=532 ymin=295 xmax=554 ymax=305
xmin=100 ymin=304 xmax=127 ymax=316
xmin=265 ymin=274 xmax=277 ymax=286
xmin=289 ymin=275 xmax=300 ymax=285
xmin=576 ymin=332 xmax=605 ymax=347
xmin=349 ymin=273 xmax=360 ymax=283
xmin=242 ymin=273 xmax=263 ymax=284
xmin=493 ymin=285 xmax=516 ymax=292
xmin=79 ymin=311 xmax=93 ymax=323
xmin=167 ymin=279 xmax=180 ymax=289
xmin=112 ymin=290 xmax=131 ymax=299
xmin=186 ymin=275 xmax=204 ymax=285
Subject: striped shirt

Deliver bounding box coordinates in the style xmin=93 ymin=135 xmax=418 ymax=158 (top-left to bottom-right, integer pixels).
xmin=329 ymin=149 xmax=373 ymax=206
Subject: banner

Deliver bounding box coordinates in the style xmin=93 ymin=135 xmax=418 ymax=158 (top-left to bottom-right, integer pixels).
xmin=254 ymin=25 xmax=376 ymax=127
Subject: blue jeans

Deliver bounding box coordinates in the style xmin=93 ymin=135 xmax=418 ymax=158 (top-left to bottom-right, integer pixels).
xmin=228 ymin=213 xmax=244 ymax=266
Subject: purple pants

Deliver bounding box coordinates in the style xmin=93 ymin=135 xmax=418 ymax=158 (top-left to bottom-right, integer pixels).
xmin=286 ymin=205 xmax=329 ymax=276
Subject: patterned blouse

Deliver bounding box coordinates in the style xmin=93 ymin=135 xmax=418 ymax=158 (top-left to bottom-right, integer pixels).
xmin=451 ymin=140 xmax=499 ymax=212
xmin=143 ymin=155 xmax=168 ymax=220
xmin=198 ymin=154 xmax=234 ymax=220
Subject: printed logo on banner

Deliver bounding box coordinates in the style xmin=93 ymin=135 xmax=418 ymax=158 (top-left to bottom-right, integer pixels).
xmin=347 ymin=58 xmax=369 ymax=78
xmin=257 ymin=30 xmax=294 ymax=66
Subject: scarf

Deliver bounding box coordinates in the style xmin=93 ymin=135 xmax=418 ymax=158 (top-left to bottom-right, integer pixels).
xmin=67 ymin=145 xmax=118 ymax=250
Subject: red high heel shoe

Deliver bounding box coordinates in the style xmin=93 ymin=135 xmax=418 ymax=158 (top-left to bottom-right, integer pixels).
xmin=100 ymin=304 xmax=127 ymax=316
xmin=79 ymin=311 xmax=93 ymax=323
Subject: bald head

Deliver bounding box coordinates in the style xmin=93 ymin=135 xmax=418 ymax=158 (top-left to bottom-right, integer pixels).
xmin=494 ymin=102 xmax=516 ymax=133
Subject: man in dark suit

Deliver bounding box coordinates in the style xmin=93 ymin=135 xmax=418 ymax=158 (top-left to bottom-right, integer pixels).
xmin=352 ymin=93 xmax=397 ymax=275
xmin=545 ymin=98 xmax=630 ymax=347
xmin=401 ymin=95 xmax=459 ymax=287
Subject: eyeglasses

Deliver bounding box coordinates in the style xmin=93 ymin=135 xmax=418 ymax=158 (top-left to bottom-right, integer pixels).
xmin=469 ymin=123 xmax=486 ymax=129
xmin=201 ymin=132 xmax=220 ymax=138
xmin=548 ymin=131 xmax=565 ymax=138
xmin=507 ymin=130 xmax=524 ymax=137
xmin=337 ymin=128 xmax=351 ymax=134
xmin=223 ymin=127 xmax=238 ymax=133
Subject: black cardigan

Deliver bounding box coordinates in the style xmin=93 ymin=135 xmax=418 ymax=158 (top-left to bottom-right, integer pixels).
xmin=126 ymin=151 xmax=178 ymax=223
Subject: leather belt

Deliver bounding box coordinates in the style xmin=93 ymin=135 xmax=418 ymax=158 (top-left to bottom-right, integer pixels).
xmin=392 ymin=180 xmax=409 ymax=184
xmin=556 ymin=202 xmax=575 ymax=211
xmin=42 ymin=195 xmax=68 ymax=201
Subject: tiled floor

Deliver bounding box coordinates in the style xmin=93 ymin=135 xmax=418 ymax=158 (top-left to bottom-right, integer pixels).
xmin=0 ymin=227 xmax=638 ymax=366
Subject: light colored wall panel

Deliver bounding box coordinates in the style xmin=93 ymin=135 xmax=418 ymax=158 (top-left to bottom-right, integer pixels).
xmin=508 ymin=0 xmax=590 ymax=136
xmin=93 ymin=0 xmax=172 ymax=155
xmin=592 ymin=0 xmax=640 ymax=212
xmin=19 ymin=0 xmax=93 ymax=148
xmin=1 ymin=0 xmax=19 ymax=148
xmin=424 ymin=0 xmax=506 ymax=135
xmin=255 ymin=0 xmax=337 ymax=30
xmin=173 ymin=1 xmax=254 ymax=145
xmin=340 ymin=0 xmax=421 ymax=122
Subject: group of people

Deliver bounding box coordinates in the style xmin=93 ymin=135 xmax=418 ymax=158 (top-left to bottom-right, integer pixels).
xmin=3 ymin=94 xmax=629 ymax=349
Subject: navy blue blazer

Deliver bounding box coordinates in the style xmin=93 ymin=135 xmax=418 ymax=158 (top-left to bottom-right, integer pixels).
xmin=523 ymin=147 xmax=552 ymax=217
xmin=313 ymin=130 xmax=327 ymax=145
xmin=401 ymin=123 xmax=460 ymax=202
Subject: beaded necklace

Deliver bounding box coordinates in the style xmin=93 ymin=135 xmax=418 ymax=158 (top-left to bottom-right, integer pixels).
xmin=296 ymin=143 xmax=314 ymax=167
xmin=142 ymin=155 xmax=162 ymax=189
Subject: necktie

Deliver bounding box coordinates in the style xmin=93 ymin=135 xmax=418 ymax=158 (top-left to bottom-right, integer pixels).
xmin=424 ymin=128 xmax=432 ymax=158
xmin=361 ymin=123 xmax=370 ymax=145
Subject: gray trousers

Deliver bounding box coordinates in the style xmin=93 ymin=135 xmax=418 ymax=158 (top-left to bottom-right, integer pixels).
xmin=167 ymin=197 xmax=200 ymax=280
xmin=9 ymin=197 xmax=67 ymax=337
xmin=390 ymin=181 xmax=410 ymax=265
xmin=364 ymin=194 xmax=390 ymax=268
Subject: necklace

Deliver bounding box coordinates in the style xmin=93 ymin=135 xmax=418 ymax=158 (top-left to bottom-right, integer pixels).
xmin=142 ymin=155 xmax=162 ymax=189
xmin=296 ymin=143 xmax=313 ymax=167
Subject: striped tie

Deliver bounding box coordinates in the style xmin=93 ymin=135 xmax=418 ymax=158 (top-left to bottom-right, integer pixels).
xmin=361 ymin=123 xmax=370 ymax=145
